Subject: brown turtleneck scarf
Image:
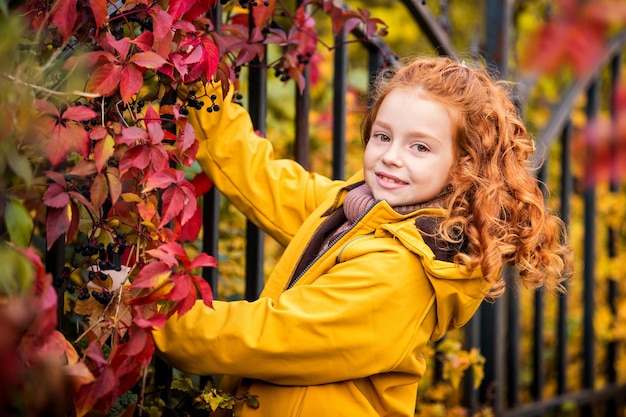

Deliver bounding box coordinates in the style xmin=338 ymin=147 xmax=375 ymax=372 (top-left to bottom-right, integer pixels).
xmin=319 ymin=183 xmax=457 ymax=262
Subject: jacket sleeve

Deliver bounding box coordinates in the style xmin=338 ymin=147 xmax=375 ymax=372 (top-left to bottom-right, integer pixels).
xmin=186 ymin=83 xmax=343 ymax=247
xmin=153 ymin=241 xmax=438 ymax=386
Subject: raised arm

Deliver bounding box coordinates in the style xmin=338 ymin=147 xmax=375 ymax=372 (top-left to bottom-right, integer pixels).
xmin=186 ymin=83 xmax=344 ymax=246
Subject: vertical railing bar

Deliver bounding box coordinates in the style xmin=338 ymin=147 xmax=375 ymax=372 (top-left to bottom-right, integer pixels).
xmin=462 ymin=309 xmax=480 ymax=414
xmin=202 ymin=188 xmax=220 ymax=292
xmin=605 ymin=52 xmax=622 ymax=417
xmin=484 ymin=0 xmax=511 ymax=75
xmin=367 ymin=48 xmax=383 ymax=94
xmin=477 ymin=1 xmax=510 ymax=412
xmin=506 ymin=267 xmax=521 ymax=409
xmin=531 ymin=165 xmax=548 ymax=401
xmin=581 ymin=77 xmax=600 ymax=417
xmin=332 ymin=29 xmax=348 ymax=180
xmin=557 ymin=120 xmax=573 ymax=396
xmin=294 ymin=0 xmax=310 ymax=169
xmin=244 ymin=11 xmax=268 ymax=302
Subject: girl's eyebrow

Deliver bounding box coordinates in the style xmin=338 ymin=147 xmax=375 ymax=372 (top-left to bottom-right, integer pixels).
xmin=373 ymin=119 xmax=445 ymax=144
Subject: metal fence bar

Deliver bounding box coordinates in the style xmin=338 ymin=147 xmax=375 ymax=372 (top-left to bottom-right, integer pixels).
xmin=582 ymin=78 xmax=600 ymax=417
xmin=531 ymin=166 xmax=548 ymax=401
xmin=332 ymin=30 xmax=348 ymax=180
xmin=399 ymin=0 xmax=458 ymax=59
xmin=557 ymin=120 xmax=573 ymax=396
xmin=477 ymin=2 xmax=510 ymax=413
xmin=202 ymin=189 xmax=220 ymax=293
xmin=606 ymin=52 xmax=622 ymax=417
xmin=505 ymin=267 xmax=521 ymax=410
xmin=245 ymin=53 xmax=267 ymax=301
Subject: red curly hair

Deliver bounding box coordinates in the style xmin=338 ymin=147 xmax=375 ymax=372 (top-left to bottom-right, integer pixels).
xmin=362 ymin=56 xmax=572 ymax=297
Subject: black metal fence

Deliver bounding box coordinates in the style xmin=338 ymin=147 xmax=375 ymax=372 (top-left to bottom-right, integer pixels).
xmin=191 ymin=1 xmax=626 ymax=416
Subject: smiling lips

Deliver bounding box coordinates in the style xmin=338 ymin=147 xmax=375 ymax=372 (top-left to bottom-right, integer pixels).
xmin=376 ymin=172 xmax=407 ymax=187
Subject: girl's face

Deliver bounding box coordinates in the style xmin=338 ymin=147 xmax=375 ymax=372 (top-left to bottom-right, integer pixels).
xmin=363 ymin=87 xmax=456 ymax=207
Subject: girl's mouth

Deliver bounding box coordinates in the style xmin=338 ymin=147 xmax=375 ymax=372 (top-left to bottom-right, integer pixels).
xmin=376 ymin=173 xmax=407 ymax=186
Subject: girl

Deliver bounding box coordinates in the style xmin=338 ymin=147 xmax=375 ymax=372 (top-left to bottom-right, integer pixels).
xmin=153 ymin=56 xmax=571 ymax=417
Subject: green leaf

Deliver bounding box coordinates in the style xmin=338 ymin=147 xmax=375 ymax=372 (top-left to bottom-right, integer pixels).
xmin=246 ymin=395 xmax=260 ymax=409
xmin=5 ymin=148 xmax=33 ymax=188
xmin=0 ymin=244 xmax=34 ymax=295
xmin=5 ymin=197 xmax=33 ymax=247
xmin=171 ymin=376 xmax=196 ymax=393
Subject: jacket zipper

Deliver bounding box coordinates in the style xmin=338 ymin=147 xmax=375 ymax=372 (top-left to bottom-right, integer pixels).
xmin=285 ymin=203 xmax=378 ymax=290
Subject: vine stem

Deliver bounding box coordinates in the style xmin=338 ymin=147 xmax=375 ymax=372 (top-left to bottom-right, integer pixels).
xmin=1 ymin=72 xmax=101 ymax=98
xmin=74 ymin=315 xmax=106 ymax=344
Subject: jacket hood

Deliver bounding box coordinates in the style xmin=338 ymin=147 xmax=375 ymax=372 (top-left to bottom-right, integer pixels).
xmin=380 ymin=217 xmax=485 ymax=340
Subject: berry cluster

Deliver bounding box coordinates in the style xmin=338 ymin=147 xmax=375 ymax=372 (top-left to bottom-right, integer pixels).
xmin=92 ymin=289 xmax=113 ymax=305
xmin=220 ymin=0 xmax=270 ymax=7
xmin=180 ymin=90 xmax=221 ymax=115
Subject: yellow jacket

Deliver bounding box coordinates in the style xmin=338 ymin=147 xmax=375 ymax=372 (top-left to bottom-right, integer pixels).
xmin=153 ymin=84 xmax=485 ymax=417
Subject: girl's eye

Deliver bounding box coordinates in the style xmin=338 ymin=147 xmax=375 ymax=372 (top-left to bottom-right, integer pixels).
xmin=373 ymin=133 xmax=391 ymax=142
xmin=412 ymin=143 xmax=430 ymax=152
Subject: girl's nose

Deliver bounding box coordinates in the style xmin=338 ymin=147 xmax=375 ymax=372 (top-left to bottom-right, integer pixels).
xmin=381 ymin=144 xmax=403 ymax=166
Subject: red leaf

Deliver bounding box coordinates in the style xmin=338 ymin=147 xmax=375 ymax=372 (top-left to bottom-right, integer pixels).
xmin=181 ymin=0 xmax=218 ymax=20
xmin=193 ymin=275 xmax=214 ymax=308
xmin=145 ymin=141 xmax=169 ymax=168
xmin=169 ymin=273 xmax=192 ymax=302
xmin=120 ymin=64 xmax=144 ymax=103
xmin=51 ymin=0 xmax=78 ymax=41
xmin=189 ymin=252 xmax=217 ymax=270
xmin=119 ymin=146 xmax=152 ymax=172
xmin=252 ymin=0 xmax=275 ymax=29
xmin=67 ymin=202 xmax=80 ymax=243
xmin=168 ymin=0 xmax=195 ymax=21
xmin=90 ymin=173 xmax=109 ymax=211
xmin=133 ymin=31 xmax=155 ymax=53
xmin=142 ymin=168 xmax=180 ymax=193
xmin=44 ymin=170 xmax=67 ymax=187
xmin=120 ymin=328 xmax=149 ymax=357
xmin=94 ymin=133 xmax=115 ymax=173
xmin=146 ymin=242 xmax=187 ymax=266
xmin=75 ymin=367 xmax=117 ymax=417
xmin=175 ymin=287 xmax=199 ymax=317
xmin=151 ymin=8 xmax=174 ymax=40
xmin=201 ymin=37 xmax=219 ymax=80
xmin=88 ymin=0 xmax=109 ymax=29
xmin=63 ymin=105 xmax=97 ymax=122
xmin=177 ymin=204 xmax=202 ymax=242
xmin=190 ymin=171 xmax=213 ymax=196
xmin=133 ymin=306 xmax=169 ymax=328
xmin=129 ymin=51 xmax=167 ymax=69
xmin=68 ymin=191 xmax=96 ymax=214
xmin=179 ymin=182 xmax=198 ymax=225
xmin=68 ymin=160 xmax=98 ymax=177
xmin=177 ymin=119 xmax=196 ymax=152
xmin=131 ymin=262 xmax=172 ymax=289
xmin=43 ymin=183 xmax=70 ymax=208
xmin=104 ymin=32 xmax=131 ymax=59
xmin=87 ymin=63 xmax=123 ymax=97
xmin=26 ymin=278 xmax=59 ymax=338
xmin=40 ymin=115 xmax=91 ymax=166
xmin=159 ymin=186 xmax=185 ymax=227
xmin=106 ymin=168 xmax=122 ymax=205
xmin=46 ymin=205 xmax=70 ymax=250
xmin=119 ymin=126 xmax=148 ymax=144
